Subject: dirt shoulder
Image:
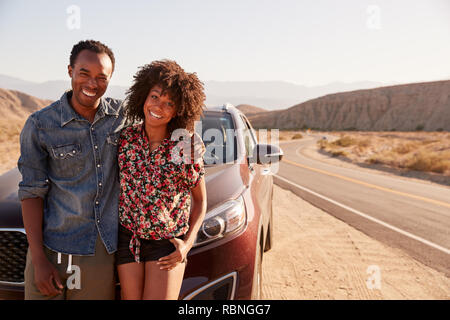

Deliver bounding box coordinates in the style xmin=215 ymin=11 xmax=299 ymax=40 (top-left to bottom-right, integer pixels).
xmin=262 ymin=185 xmax=450 ymax=299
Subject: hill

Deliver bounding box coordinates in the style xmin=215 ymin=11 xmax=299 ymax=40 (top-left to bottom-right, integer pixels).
xmin=236 ymin=104 xmax=268 ymax=116
xmin=0 ymin=88 xmax=51 ymax=174
xmin=248 ymin=80 xmax=450 ymax=131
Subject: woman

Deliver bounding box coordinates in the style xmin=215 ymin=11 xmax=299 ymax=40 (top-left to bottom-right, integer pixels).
xmin=116 ymin=60 xmax=207 ymax=300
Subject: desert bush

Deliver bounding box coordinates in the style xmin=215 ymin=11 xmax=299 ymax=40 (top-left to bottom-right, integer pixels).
xmin=331 ymin=150 xmax=347 ymax=157
xmin=357 ymin=139 xmax=370 ymax=148
xmin=317 ymin=140 xmax=329 ymax=149
xmin=332 ymin=136 xmax=356 ymax=147
xmin=404 ymin=151 xmax=449 ymax=173
xmin=393 ymin=142 xmax=416 ymax=155
xmin=292 ymin=133 xmax=303 ymax=140
xmin=366 ymin=156 xmax=380 ymax=164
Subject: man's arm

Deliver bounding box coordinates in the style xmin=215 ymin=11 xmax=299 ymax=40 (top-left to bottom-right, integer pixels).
xmin=22 ymin=198 xmax=63 ymax=296
xmin=18 ymin=116 xmax=62 ymax=296
xmin=22 ymin=198 xmax=45 ymax=261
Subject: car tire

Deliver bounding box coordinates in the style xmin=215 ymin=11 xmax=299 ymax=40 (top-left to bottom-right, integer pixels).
xmin=251 ymin=236 xmax=263 ymax=300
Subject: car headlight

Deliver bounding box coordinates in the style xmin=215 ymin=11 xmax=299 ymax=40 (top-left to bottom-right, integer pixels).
xmin=194 ymin=196 xmax=246 ymax=247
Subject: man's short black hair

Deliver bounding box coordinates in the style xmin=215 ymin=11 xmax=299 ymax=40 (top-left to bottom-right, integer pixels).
xmin=69 ymin=40 xmax=115 ymax=71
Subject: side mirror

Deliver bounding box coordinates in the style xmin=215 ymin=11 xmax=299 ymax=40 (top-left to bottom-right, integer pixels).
xmin=251 ymin=144 xmax=284 ymax=165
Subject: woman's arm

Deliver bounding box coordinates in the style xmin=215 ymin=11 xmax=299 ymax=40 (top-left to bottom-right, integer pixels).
xmin=183 ymin=178 xmax=207 ymax=248
xmin=158 ymin=178 xmax=207 ymax=270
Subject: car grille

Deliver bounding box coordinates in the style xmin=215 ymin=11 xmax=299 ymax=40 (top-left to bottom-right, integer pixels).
xmin=0 ymin=230 xmax=28 ymax=284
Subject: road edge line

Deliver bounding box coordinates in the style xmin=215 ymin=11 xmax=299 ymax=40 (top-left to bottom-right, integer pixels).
xmin=273 ymin=174 xmax=450 ymax=255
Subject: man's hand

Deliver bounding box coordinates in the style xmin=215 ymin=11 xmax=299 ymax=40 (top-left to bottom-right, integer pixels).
xmin=33 ymin=255 xmax=64 ymax=296
xmin=181 ymin=132 xmax=205 ymax=164
xmin=191 ymin=132 xmax=205 ymax=164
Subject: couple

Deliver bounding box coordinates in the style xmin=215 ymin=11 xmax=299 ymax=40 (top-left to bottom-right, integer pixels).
xmin=18 ymin=40 xmax=207 ymax=300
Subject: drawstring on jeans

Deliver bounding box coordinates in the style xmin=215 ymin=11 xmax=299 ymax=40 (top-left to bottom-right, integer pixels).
xmin=57 ymin=252 xmax=73 ymax=272
xmin=67 ymin=254 xmax=72 ymax=272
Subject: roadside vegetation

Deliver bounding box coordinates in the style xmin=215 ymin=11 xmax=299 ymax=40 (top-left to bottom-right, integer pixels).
xmin=317 ymin=131 xmax=450 ymax=176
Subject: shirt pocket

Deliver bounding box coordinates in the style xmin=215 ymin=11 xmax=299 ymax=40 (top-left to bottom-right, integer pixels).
xmin=107 ymin=131 xmax=121 ymax=146
xmin=50 ymin=143 xmax=83 ymax=178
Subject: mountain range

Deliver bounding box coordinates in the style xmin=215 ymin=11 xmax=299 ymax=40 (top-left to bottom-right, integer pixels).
xmin=0 ymin=74 xmax=394 ymax=110
xmin=1 ymin=76 xmax=449 ymax=132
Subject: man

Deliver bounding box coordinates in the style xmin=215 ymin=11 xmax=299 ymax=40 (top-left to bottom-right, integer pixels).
xmin=19 ymin=40 xmax=205 ymax=300
xmin=18 ymin=40 xmax=123 ymax=299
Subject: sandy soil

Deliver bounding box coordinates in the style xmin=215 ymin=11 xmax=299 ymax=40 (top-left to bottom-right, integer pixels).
xmin=262 ymin=185 xmax=450 ymax=299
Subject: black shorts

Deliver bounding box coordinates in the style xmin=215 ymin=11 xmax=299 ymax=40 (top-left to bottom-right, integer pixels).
xmin=116 ymin=225 xmax=183 ymax=265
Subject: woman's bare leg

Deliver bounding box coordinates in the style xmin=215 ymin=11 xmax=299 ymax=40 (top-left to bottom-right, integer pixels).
xmin=142 ymin=261 xmax=186 ymax=300
xmin=117 ymin=262 xmax=145 ymax=300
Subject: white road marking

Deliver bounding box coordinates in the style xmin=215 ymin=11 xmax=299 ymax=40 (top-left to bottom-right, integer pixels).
xmin=274 ymin=174 xmax=450 ymax=255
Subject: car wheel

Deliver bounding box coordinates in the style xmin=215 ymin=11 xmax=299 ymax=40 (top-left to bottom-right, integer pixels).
xmin=251 ymin=237 xmax=263 ymax=300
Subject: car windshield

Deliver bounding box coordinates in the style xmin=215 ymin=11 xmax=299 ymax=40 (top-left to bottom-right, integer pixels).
xmin=199 ymin=112 xmax=237 ymax=165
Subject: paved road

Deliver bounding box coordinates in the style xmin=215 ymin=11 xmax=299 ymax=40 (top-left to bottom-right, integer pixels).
xmin=274 ymin=135 xmax=450 ymax=275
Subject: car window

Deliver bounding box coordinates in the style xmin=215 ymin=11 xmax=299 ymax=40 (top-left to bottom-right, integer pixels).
xmin=240 ymin=115 xmax=257 ymax=158
xmin=200 ymin=112 xmax=237 ymax=165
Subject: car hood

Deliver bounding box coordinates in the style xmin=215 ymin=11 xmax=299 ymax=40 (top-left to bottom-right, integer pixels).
xmin=0 ymin=168 xmax=23 ymax=228
xmin=204 ymin=161 xmax=248 ymax=211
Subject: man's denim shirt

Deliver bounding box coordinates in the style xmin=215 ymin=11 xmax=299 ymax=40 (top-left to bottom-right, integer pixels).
xmin=18 ymin=91 xmax=126 ymax=255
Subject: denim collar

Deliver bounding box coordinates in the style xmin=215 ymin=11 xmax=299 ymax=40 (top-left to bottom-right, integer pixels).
xmin=60 ymin=90 xmax=119 ymax=127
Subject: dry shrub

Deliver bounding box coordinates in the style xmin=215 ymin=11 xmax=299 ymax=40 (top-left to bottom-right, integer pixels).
xmin=393 ymin=142 xmax=416 ymax=155
xmin=331 ymin=150 xmax=347 ymax=157
xmin=292 ymin=133 xmax=303 ymax=140
xmin=405 ymin=151 xmax=450 ymax=173
xmin=332 ymin=136 xmax=356 ymax=147
xmin=357 ymin=139 xmax=370 ymax=148
xmin=317 ymin=139 xmax=329 ymax=149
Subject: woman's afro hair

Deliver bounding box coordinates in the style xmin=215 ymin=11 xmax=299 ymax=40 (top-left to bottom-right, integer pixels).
xmin=125 ymin=59 xmax=205 ymax=133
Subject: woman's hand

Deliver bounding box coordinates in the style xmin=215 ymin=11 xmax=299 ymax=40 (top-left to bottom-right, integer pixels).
xmin=157 ymin=238 xmax=192 ymax=271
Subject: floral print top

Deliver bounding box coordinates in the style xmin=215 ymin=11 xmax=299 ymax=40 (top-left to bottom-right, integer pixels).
xmin=118 ymin=123 xmax=205 ymax=262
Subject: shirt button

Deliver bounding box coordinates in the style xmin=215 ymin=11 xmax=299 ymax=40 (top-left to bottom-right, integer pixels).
xmin=94 ymin=145 xmax=98 ymax=149
xmin=95 ymin=201 xmax=99 ymax=205
xmin=97 ymin=164 xmax=101 ymax=168
xmin=99 ymin=182 xmax=102 ymax=186
xmin=97 ymin=219 xmax=100 ymax=224
xmin=59 ymin=153 xmax=64 ymax=157
xmin=91 ymin=127 xmax=94 ymax=131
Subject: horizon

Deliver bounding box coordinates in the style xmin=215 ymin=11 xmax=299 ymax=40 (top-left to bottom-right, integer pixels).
xmin=0 ymin=0 xmax=449 ymax=89
xmin=3 ymin=71 xmax=448 ymax=88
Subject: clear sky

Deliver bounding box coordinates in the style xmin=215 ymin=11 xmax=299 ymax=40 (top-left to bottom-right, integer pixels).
xmin=0 ymin=0 xmax=449 ymax=87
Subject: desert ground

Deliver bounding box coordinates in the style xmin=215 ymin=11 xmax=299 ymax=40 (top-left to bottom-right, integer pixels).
xmin=262 ymin=184 xmax=449 ymax=299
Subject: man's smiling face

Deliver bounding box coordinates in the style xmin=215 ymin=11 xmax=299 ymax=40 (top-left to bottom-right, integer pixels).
xmin=68 ymin=50 xmax=113 ymax=109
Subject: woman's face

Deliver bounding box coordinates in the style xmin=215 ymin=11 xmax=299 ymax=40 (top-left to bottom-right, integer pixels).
xmin=143 ymin=84 xmax=177 ymax=128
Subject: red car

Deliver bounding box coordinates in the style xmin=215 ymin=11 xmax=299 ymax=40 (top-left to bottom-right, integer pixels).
xmin=0 ymin=104 xmax=283 ymax=300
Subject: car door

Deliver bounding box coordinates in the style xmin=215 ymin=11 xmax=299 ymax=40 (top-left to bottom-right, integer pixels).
xmin=239 ymin=114 xmax=272 ymax=234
